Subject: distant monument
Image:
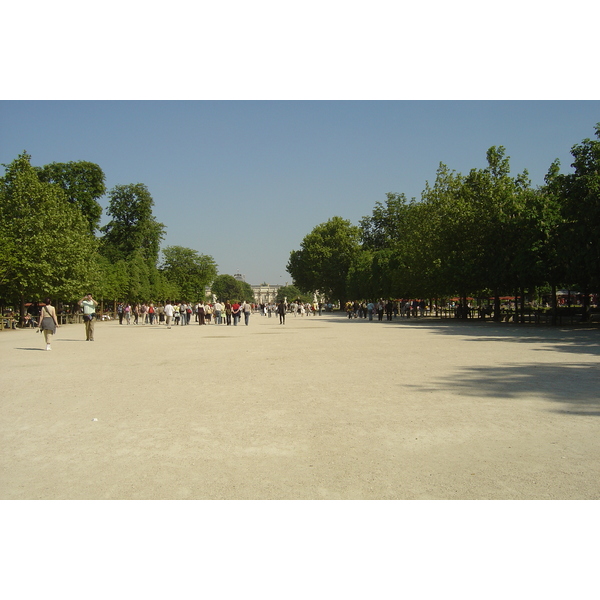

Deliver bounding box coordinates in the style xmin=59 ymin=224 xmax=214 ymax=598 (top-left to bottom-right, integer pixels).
xmin=217 ymin=271 xmax=282 ymax=304
xmin=251 ymin=283 xmax=282 ymax=304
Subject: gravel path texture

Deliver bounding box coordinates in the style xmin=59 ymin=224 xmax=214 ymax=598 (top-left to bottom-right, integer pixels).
xmin=2 ymin=312 xmax=599 ymax=499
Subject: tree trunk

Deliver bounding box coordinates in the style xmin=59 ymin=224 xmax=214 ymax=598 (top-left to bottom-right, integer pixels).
xmin=19 ymin=294 xmax=26 ymax=328
xmin=551 ymin=284 xmax=558 ymax=326
xmin=493 ymin=291 xmax=501 ymax=322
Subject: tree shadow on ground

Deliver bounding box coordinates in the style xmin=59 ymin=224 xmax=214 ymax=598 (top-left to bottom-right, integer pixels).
xmin=320 ymin=315 xmax=600 ymax=414
xmin=410 ymin=361 xmax=600 ymax=416
xmin=375 ymin=318 xmax=600 ymax=359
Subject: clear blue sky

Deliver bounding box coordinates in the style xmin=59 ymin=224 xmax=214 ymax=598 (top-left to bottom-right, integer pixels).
xmin=2 ymin=5 xmax=599 ymax=285
xmin=1 ymin=100 xmax=599 ymax=285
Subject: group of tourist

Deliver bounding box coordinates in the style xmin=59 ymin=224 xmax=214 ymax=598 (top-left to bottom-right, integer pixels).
xmin=288 ymin=302 xmax=321 ymax=317
xmin=114 ymin=300 xmax=293 ymax=328
xmin=34 ymin=296 xmax=301 ymax=350
xmin=345 ymin=299 xmax=429 ymax=321
xmin=33 ymin=295 xmax=432 ymax=352
xmin=31 ymin=291 xmax=600 ymax=352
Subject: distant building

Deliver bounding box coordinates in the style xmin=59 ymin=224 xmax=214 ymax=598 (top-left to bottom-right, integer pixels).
xmin=233 ymin=271 xmax=281 ymax=304
xmin=251 ymin=283 xmax=282 ymax=305
xmin=206 ymin=274 xmax=282 ymax=304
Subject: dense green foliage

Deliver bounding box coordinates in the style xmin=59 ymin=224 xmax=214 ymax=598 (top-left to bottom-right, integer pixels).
xmin=548 ymin=126 xmax=600 ymax=294
xmin=287 ymin=216 xmax=361 ymax=306
xmin=210 ymin=274 xmax=255 ymax=303
xmin=287 ymin=125 xmax=600 ymax=320
xmin=0 ymin=154 xmax=98 ymax=313
xmin=100 ymin=183 xmax=165 ymax=264
xmin=238 ymin=281 xmax=255 ymax=303
xmin=0 ymin=154 xmax=220 ymax=311
xmin=160 ymin=245 xmax=218 ymax=301
xmin=35 ymin=161 xmax=106 ymax=233
xmin=275 ymin=284 xmax=312 ymax=304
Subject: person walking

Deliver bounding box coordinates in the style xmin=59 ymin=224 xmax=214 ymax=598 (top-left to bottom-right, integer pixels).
xmin=225 ymin=301 xmax=232 ymax=326
xmin=164 ymin=300 xmax=174 ymax=329
xmin=277 ymin=300 xmax=286 ymax=325
xmin=180 ymin=303 xmax=188 ymax=325
xmin=367 ymin=301 xmax=375 ymax=321
xmin=197 ymin=303 xmax=205 ymax=325
xmin=377 ymin=300 xmax=385 ymax=321
xmin=140 ymin=303 xmax=148 ymax=325
xmin=214 ymin=301 xmax=223 ymax=324
xmin=231 ymin=301 xmax=241 ymax=326
xmin=38 ymin=297 xmax=59 ymax=350
xmin=78 ymin=293 xmax=98 ymax=341
xmin=205 ymin=303 xmax=213 ymax=324
xmin=148 ymin=303 xmax=156 ymax=325
xmin=241 ymin=300 xmax=251 ymax=325
xmin=385 ymin=300 xmax=394 ymax=321
xmin=345 ymin=301 xmax=353 ymax=318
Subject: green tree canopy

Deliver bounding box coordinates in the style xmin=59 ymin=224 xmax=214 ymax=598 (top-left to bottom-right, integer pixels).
xmin=160 ymin=245 xmax=217 ymax=301
xmin=360 ymin=192 xmax=414 ymax=251
xmin=0 ymin=152 xmax=97 ymax=312
xmin=210 ymin=274 xmax=240 ymax=302
xmin=100 ymin=183 xmax=165 ymax=264
xmin=35 ymin=161 xmax=106 ymax=232
xmin=210 ymin=274 xmax=254 ymax=303
xmin=555 ymin=124 xmax=600 ymax=292
xmin=238 ymin=281 xmax=255 ymax=303
xmin=359 ymin=192 xmax=420 ymax=298
xmin=287 ymin=216 xmax=361 ymax=305
xmin=275 ymin=284 xmax=312 ymax=304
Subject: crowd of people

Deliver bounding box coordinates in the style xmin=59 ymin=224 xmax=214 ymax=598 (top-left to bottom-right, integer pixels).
xmin=16 ymin=291 xmax=600 ymax=353
xmin=20 ymin=295 xmax=438 ymax=352
xmin=344 ymin=299 xmax=429 ymax=321
xmin=119 ymin=298 xmax=433 ymax=325
xmin=114 ymin=300 xmax=299 ymax=328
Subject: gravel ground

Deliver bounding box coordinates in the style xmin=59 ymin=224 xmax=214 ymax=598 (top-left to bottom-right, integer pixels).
xmin=2 ymin=312 xmax=599 ymax=499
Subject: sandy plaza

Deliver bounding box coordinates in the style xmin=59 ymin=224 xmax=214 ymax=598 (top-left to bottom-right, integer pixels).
xmin=1 ymin=312 xmax=599 ymax=500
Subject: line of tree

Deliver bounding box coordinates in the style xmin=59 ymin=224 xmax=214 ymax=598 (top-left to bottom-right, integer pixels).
xmin=1 ymin=152 xmax=221 ymax=324
xmin=287 ymin=124 xmax=600 ymax=322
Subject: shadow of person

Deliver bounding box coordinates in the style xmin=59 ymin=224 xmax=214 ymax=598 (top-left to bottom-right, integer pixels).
xmin=15 ymin=348 xmax=47 ymax=351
